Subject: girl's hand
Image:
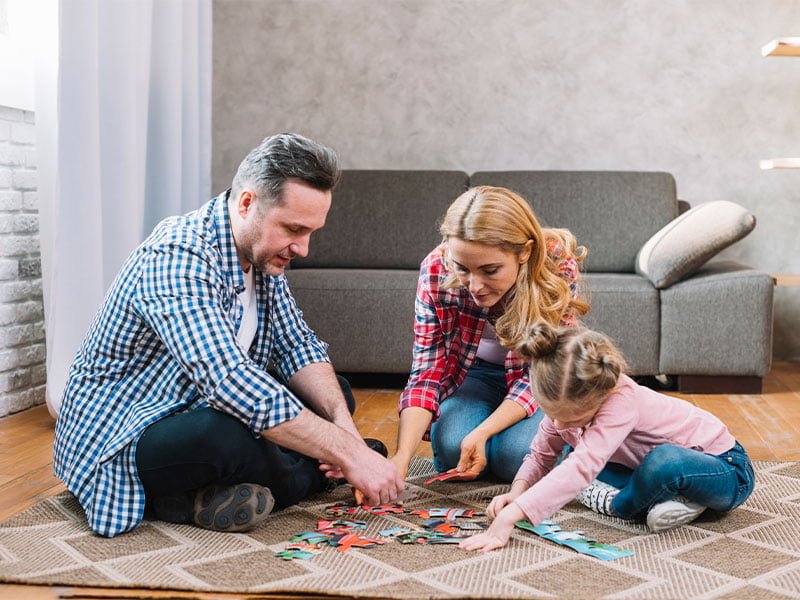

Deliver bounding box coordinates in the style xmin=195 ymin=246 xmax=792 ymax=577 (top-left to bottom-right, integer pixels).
xmin=486 ymin=492 xmax=517 ymax=520
xmin=456 ymin=430 xmax=488 ymax=478
xmin=459 ymin=503 xmax=524 ymax=552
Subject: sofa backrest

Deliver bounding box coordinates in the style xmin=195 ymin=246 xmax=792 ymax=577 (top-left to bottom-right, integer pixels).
xmin=469 ymin=171 xmax=678 ymax=272
xmin=292 ymin=169 xmax=469 ymax=269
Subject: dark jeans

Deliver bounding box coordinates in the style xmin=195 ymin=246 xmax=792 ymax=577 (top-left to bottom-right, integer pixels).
xmin=135 ymin=375 xmax=355 ymax=513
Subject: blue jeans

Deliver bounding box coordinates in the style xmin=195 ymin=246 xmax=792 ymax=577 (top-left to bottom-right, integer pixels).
xmin=598 ymin=441 xmax=755 ymax=519
xmin=430 ymin=358 xmax=544 ymax=481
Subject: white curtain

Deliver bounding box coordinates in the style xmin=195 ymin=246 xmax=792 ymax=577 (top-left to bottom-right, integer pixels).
xmin=37 ymin=0 xmax=212 ymax=417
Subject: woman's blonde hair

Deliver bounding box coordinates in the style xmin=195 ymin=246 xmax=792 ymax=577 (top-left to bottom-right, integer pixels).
xmin=440 ymin=186 xmax=589 ymax=348
xmin=515 ymin=321 xmax=627 ymax=408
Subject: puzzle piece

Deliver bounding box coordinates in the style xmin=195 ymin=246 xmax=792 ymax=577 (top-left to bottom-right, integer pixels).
xmin=275 ymin=548 xmax=316 ymax=560
xmin=362 ymin=503 xmax=407 ymax=514
xmin=424 ymin=471 xmax=478 ymax=484
xmin=317 ymin=519 xmax=366 ymax=530
xmin=395 ymin=531 xmax=435 ymax=544
xmin=421 ymin=519 xmax=460 ymax=535
xmin=515 ymin=520 xmax=634 ymax=560
xmin=288 ymin=531 xmax=330 ymax=546
xmin=426 ymin=535 xmax=471 ymax=544
xmin=328 ymin=532 xmax=387 ymax=552
xmin=455 ymin=520 xmax=489 ymax=530
xmin=325 ymin=502 xmax=358 ymax=516
xmin=410 ymin=508 xmax=485 ymax=520
xmin=379 ymin=526 xmax=413 ymax=537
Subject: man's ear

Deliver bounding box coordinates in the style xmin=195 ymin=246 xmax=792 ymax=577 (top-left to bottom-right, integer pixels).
xmin=236 ymin=189 xmax=256 ymax=219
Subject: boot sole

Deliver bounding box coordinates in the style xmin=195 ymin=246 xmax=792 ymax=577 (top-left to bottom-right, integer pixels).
xmin=194 ymin=484 xmax=274 ymax=532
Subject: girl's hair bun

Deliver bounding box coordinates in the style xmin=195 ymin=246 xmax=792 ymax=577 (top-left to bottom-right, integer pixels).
xmin=573 ymin=335 xmax=625 ymax=390
xmin=515 ymin=320 xmax=559 ymax=360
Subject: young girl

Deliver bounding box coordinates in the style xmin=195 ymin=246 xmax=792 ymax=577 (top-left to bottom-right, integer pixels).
xmin=460 ymin=322 xmax=755 ymax=552
xmin=393 ymin=186 xmax=589 ymax=483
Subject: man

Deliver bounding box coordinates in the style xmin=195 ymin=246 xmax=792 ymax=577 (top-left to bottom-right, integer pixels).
xmin=54 ymin=133 xmax=403 ymax=537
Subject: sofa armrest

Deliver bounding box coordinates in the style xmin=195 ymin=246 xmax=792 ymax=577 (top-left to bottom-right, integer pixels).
xmin=659 ymin=260 xmax=773 ymax=377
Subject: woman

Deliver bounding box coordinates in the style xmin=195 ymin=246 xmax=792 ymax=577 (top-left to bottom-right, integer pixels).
xmin=392 ymin=186 xmax=590 ymax=482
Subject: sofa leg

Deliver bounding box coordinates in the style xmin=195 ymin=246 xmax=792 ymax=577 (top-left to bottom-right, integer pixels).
xmin=676 ymin=375 xmax=762 ymax=394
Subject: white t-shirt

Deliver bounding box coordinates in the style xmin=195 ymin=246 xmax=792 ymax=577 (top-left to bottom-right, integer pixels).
xmin=236 ymin=267 xmax=259 ymax=351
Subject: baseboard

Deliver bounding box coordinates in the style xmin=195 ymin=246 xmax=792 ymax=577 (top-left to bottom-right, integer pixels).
xmin=676 ymin=375 xmax=762 ymax=394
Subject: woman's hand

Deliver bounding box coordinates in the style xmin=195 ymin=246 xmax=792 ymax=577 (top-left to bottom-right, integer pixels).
xmin=455 ymin=429 xmax=489 ymax=478
xmin=459 ymin=502 xmax=525 ymax=552
xmin=390 ymin=454 xmax=410 ymax=482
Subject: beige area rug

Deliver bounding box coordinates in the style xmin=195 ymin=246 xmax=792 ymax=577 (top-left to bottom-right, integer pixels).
xmin=2 ymin=458 xmax=800 ymax=600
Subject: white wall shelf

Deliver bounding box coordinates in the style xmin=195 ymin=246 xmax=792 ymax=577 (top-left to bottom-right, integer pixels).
xmin=760 ymin=158 xmax=800 ymax=170
xmin=762 ymin=37 xmax=800 ymax=57
xmin=761 ymin=38 xmax=799 ymax=169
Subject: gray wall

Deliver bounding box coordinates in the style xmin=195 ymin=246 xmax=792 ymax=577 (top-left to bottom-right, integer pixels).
xmin=212 ymin=0 xmax=800 ymax=360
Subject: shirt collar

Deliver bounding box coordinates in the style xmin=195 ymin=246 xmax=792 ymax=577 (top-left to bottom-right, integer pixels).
xmin=212 ymin=188 xmax=247 ymax=293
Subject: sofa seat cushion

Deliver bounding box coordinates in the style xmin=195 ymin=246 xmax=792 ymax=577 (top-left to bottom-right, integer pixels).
xmin=580 ymin=273 xmax=660 ymax=375
xmin=286 ymin=268 xmax=419 ymax=373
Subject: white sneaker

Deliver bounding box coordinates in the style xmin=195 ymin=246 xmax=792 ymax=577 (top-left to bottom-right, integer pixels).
xmin=646 ymin=496 xmax=706 ymax=532
xmin=575 ymin=479 xmax=619 ymax=516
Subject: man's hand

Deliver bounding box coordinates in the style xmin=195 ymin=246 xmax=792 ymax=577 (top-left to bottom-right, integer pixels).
xmin=338 ymin=443 xmax=404 ymax=506
xmin=263 ymin=409 xmax=403 ymax=506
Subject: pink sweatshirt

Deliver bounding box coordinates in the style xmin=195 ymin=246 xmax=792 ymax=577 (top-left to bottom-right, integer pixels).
xmin=513 ymin=374 xmax=736 ymax=527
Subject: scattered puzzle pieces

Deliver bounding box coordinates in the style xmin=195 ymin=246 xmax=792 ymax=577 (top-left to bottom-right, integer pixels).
xmin=276 ymin=501 xmax=490 ymax=560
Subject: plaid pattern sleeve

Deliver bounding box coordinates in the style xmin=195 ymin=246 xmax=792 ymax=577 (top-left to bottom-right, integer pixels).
xmin=398 ymin=252 xmax=451 ymax=417
xmin=504 ymin=359 xmax=537 ymax=415
xmin=53 ymin=195 xmax=323 ymax=537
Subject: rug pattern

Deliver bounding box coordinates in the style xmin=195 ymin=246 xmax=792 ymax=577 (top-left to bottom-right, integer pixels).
xmin=2 ymin=459 xmax=800 ymax=599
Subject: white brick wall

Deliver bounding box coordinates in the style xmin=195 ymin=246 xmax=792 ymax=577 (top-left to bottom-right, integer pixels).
xmin=0 ymin=105 xmax=45 ymax=417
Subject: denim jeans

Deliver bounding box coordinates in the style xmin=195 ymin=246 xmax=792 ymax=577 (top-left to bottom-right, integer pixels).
xmin=430 ymin=358 xmax=544 ymax=481
xmin=135 ymin=375 xmax=355 ymax=515
xmin=601 ymin=441 xmax=755 ymax=519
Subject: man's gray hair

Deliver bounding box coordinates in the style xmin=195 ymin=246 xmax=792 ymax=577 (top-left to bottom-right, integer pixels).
xmin=231 ymin=133 xmax=340 ymax=206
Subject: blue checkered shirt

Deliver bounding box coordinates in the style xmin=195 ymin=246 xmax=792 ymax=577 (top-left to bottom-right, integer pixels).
xmin=53 ymin=192 xmax=330 ymax=537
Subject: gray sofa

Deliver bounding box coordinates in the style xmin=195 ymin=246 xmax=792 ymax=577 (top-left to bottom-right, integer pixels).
xmin=286 ymin=170 xmax=773 ymax=393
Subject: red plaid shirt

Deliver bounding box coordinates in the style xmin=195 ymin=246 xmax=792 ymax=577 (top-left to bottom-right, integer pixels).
xmin=399 ymin=242 xmax=581 ymax=438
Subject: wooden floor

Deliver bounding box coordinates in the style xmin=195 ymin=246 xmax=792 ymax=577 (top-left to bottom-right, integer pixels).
xmin=1 ymin=361 xmax=799 ymax=599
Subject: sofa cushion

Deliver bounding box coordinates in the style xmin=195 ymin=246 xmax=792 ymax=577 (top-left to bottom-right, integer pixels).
xmin=292 ymin=170 xmax=469 ymax=270
xmin=635 ymin=200 xmax=756 ymax=289
xmin=580 ymin=273 xmax=660 ymax=375
xmin=469 ymin=171 xmax=677 ymax=273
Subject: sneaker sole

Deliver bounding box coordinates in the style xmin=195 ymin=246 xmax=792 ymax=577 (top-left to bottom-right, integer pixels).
xmin=647 ymin=502 xmax=706 ymax=532
xmin=194 ymin=484 xmax=274 ymax=532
